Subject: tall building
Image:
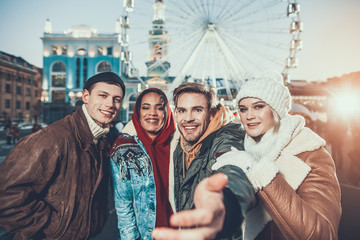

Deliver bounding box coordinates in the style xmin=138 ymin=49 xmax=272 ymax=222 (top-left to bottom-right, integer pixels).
xmin=143 ymin=0 xmax=174 ymax=92
xmin=146 ymin=0 xmax=170 ymax=77
xmin=41 ymin=19 xmax=121 ymax=123
xmin=119 ymin=0 xmax=174 ymax=122
xmin=0 ymin=51 xmax=42 ymax=123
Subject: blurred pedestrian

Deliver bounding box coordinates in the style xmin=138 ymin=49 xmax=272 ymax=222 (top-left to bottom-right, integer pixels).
xmin=11 ymin=124 xmax=19 ymax=145
xmin=5 ymin=123 xmax=12 ymax=145
xmin=31 ymin=122 xmax=42 ymax=133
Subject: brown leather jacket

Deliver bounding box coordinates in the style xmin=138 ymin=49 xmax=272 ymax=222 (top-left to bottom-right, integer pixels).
xmin=255 ymin=129 xmax=341 ymax=240
xmin=0 ymin=107 xmax=109 ymax=239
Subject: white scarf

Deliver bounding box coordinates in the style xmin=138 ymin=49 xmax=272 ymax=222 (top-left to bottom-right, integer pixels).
xmin=82 ymin=104 xmax=110 ymax=142
xmin=243 ymin=115 xmax=307 ymax=240
xmin=244 ymin=115 xmax=304 ymax=164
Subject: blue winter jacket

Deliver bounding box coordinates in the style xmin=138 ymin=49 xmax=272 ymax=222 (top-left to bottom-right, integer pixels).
xmin=110 ymin=133 xmax=156 ymax=240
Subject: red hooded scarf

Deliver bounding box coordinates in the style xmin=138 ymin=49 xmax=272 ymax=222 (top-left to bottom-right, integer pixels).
xmin=132 ymin=89 xmax=176 ymax=227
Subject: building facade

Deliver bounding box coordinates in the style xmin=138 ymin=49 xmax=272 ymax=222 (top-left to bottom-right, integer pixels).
xmin=119 ymin=0 xmax=174 ymax=122
xmin=41 ymin=20 xmax=121 ymax=123
xmin=0 ymin=51 xmax=42 ymax=123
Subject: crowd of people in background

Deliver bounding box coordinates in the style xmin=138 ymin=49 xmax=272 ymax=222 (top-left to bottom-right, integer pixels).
xmin=3 ymin=122 xmax=42 ymax=145
xmin=4 ymin=123 xmax=19 ymax=145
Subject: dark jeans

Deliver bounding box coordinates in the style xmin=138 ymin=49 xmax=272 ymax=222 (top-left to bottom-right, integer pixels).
xmin=6 ymin=136 xmax=11 ymax=145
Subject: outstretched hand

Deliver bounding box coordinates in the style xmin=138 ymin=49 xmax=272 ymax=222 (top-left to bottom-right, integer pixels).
xmin=152 ymin=173 xmax=228 ymax=240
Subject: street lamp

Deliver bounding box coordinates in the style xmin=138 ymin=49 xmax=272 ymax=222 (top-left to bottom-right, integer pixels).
xmin=68 ymin=91 xmax=83 ymax=107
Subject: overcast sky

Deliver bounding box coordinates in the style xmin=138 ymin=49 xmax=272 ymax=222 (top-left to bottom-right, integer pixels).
xmin=0 ymin=0 xmax=359 ymax=81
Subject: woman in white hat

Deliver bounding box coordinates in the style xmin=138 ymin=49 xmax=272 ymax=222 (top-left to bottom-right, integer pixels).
xmin=213 ymin=72 xmax=341 ymax=240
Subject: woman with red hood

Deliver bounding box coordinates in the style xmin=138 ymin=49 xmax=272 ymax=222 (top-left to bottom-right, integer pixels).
xmin=110 ymin=88 xmax=177 ymax=240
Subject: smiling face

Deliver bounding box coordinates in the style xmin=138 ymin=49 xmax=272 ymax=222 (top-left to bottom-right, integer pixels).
xmin=238 ymin=97 xmax=275 ymax=142
xmin=82 ymin=82 xmax=123 ymax=127
xmin=175 ymin=92 xmax=212 ymax=145
xmin=139 ymin=92 xmax=166 ymax=139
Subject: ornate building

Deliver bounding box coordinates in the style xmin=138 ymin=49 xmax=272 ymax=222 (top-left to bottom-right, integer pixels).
xmin=0 ymin=51 xmax=42 ymax=123
xmin=121 ymin=0 xmax=174 ymax=122
xmin=143 ymin=0 xmax=174 ymax=93
xmin=41 ymin=19 xmax=121 ymax=123
xmin=145 ymin=0 xmax=171 ymax=79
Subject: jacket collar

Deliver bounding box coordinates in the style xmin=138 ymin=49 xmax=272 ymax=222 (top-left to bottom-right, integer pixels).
xmin=244 ymin=127 xmax=324 ymax=240
xmin=122 ymin=120 xmax=136 ymax=135
xmin=71 ymin=106 xmax=95 ymax=150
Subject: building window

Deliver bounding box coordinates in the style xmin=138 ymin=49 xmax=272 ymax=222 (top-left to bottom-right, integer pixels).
xmin=6 ymin=73 xmax=11 ymax=81
xmin=16 ymin=100 xmax=21 ymax=109
xmin=77 ymin=48 xmax=87 ymax=56
xmin=52 ymin=75 xmax=66 ymax=87
xmin=5 ymin=84 xmax=11 ymax=93
xmin=26 ymin=101 xmax=30 ymax=110
xmin=83 ymin=58 xmax=88 ymax=84
xmin=96 ymin=61 xmax=111 ymax=73
xmin=128 ymin=93 xmax=139 ymax=120
xmin=27 ymin=78 xmax=32 ymax=85
xmin=76 ymin=58 xmax=80 ymax=88
xmin=52 ymin=45 xmax=67 ymax=55
xmin=5 ymin=99 xmax=10 ymax=109
xmin=51 ymin=61 xmax=66 ymax=87
xmin=16 ymin=86 xmax=22 ymax=95
xmin=52 ymin=61 xmax=66 ymax=72
xmin=52 ymin=90 xmax=65 ymax=102
xmin=107 ymin=47 xmax=113 ymax=56
xmin=17 ymin=76 xmax=22 ymax=83
xmin=97 ymin=47 xmax=105 ymax=56
xmin=26 ymin=88 xmax=31 ymax=96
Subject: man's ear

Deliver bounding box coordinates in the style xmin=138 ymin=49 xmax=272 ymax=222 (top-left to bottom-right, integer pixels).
xmin=82 ymin=89 xmax=89 ymax=103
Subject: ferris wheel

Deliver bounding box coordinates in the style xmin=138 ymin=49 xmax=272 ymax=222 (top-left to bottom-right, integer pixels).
xmin=119 ymin=0 xmax=302 ymax=103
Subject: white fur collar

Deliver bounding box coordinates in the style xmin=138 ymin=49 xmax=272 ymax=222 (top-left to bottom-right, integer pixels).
xmin=122 ymin=120 xmax=136 ymax=135
xmin=244 ymin=126 xmax=325 ymax=240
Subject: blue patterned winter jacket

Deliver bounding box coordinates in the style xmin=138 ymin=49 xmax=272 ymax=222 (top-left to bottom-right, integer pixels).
xmin=110 ymin=133 xmax=156 ymax=240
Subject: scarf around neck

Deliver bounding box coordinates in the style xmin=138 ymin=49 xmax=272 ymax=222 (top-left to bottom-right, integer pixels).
xmin=244 ymin=114 xmax=305 ymax=164
xmin=132 ymin=99 xmax=176 ymax=227
xmin=82 ymin=104 xmax=110 ymax=141
xmin=243 ymin=114 xmax=307 ymax=240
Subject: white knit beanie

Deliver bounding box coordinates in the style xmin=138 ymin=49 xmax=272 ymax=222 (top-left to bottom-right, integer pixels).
xmin=235 ymin=72 xmax=291 ymax=119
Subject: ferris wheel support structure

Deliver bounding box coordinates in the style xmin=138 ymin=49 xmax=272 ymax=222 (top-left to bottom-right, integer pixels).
xmin=120 ymin=0 xmax=303 ymax=102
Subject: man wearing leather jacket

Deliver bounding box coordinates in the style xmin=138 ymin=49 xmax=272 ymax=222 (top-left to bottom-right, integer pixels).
xmin=0 ymin=72 xmax=125 ymax=239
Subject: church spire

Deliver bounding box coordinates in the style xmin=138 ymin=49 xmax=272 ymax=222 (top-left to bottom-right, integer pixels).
xmin=146 ymin=0 xmax=171 ymax=77
xmin=153 ymin=0 xmax=166 ymax=22
xmin=44 ymin=18 xmax=52 ymax=34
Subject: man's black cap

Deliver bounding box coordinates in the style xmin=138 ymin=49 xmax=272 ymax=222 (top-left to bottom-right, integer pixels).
xmin=83 ymin=72 xmax=125 ymax=95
